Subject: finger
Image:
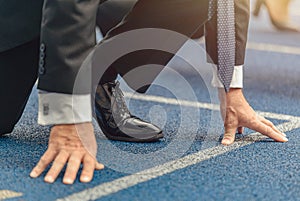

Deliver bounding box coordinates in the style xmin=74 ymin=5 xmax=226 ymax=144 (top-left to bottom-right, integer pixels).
xmin=222 ymin=122 xmax=238 ymax=145
xmin=80 ymin=155 xmax=99 ymax=183
xmin=44 ymin=151 xmax=69 ymax=183
xmin=259 ymin=117 xmax=286 ymax=137
xmin=222 ymin=130 xmax=237 ymax=145
xmin=222 ymin=110 xmax=238 ymax=146
xmin=95 ymin=162 xmax=105 ymax=170
xmin=30 ymin=149 xmax=57 ymax=178
xmin=63 ymin=152 xmax=84 ymax=185
xmin=237 ymin=127 xmax=244 ymax=134
xmin=248 ymin=120 xmax=288 ymax=142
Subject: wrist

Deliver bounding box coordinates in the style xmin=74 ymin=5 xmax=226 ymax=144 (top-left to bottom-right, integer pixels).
xmin=53 ymin=122 xmax=93 ymax=127
xmin=218 ymin=88 xmax=243 ymax=105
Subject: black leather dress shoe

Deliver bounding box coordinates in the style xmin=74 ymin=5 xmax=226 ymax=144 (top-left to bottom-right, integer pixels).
xmin=95 ymin=81 xmax=163 ymax=142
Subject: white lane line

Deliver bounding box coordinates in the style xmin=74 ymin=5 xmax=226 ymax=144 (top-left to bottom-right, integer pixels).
xmin=124 ymin=92 xmax=300 ymax=121
xmin=0 ymin=190 xmax=22 ymax=200
xmin=125 ymin=92 xmax=219 ymax=110
xmin=58 ymin=94 xmax=300 ymax=201
xmin=247 ymin=42 xmax=300 ymax=55
xmin=57 ymin=121 xmax=300 ymax=201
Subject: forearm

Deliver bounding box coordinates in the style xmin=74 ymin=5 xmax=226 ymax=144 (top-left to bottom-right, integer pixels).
xmin=38 ymin=0 xmax=99 ymax=94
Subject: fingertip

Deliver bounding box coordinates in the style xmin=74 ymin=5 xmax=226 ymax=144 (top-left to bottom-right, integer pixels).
xmin=95 ymin=163 xmax=104 ymax=170
xmin=221 ymin=138 xmax=233 ymax=146
xmin=282 ymin=137 xmax=288 ymax=142
xmin=44 ymin=176 xmax=55 ymax=183
xmin=80 ymin=176 xmax=92 ymax=183
xmin=30 ymin=171 xmax=38 ymax=178
xmin=63 ymin=178 xmax=74 ymax=185
xmin=274 ymin=136 xmax=288 ymax=143
xmin=221 ymin=140 xmax=230 ymax=146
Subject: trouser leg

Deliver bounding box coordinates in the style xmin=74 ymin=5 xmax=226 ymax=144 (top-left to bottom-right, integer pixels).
xmin=96 ymin=0 xmax=138 ymax=84
xmin=99 ymin=0 xmax=210 ymax=92
xmin=0 ymin=38 xmax=39 ymax=135
xmin=97 ymin=0 xmax=137 ymax=36
xmin=98 ymin=0 xmax=250 ymax=92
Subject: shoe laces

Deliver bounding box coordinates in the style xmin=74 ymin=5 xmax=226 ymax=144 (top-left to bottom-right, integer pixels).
xmin=110 ymin=81 xmax=131 ymax=122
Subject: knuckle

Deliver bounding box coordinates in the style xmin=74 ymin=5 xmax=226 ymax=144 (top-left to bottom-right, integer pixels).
xmin=81 ymin=168 xmax=94 ymax=177
xmin=54 ymin=160 xmax=66 ymax=167
xmin=84 ymin=156 xmax=95 ymax=164
xmin=224 ymin=132 xmax=235 ymax=138
xmin=57 ymin=149 xmax=67 ymax=154
xmin=39 ymin=156 xmax=49 ymax=166
xmin=68 ymin=158 xmax=81 ymax=164
xmin=224 ymin=117 xmax=238 ymax=128
xmin=81 ymin=168 xmax=91 ymax=175
xmin=64 ymin=169 xmax=76 ymax=177
xmin=225 ymin=106 xmax=236 ymax=115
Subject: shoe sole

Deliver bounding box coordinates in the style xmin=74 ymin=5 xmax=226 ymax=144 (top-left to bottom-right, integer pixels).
xmin=103 ymin=132 xmax=164 ymax=143
xmin=95 ymin=115 xmax=164 ymax=142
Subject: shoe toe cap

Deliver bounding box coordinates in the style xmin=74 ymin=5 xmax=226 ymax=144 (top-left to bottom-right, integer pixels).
xmin=120 ymin=118 xmax=163 ymax=138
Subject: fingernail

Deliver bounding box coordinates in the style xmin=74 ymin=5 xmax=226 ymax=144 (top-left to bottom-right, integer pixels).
xmin=44 ymin=176 xmax=54 ymax=183
xmin=63 ymin=178 xmax=74 ymax=185
xmin=30 ymin=171 xmax=37 ymax=178
xmin=96 ymin=163 xmax=105 ymax=170
xmin=283 ymin=137 xmax=288 ymax=142
xmin=81 ymin=176 xmax=91 ymax=183
xmin=282 ymin=133 xmax=287 ymax=137
xmin=221 ymin=139 xmax=231 ymax=146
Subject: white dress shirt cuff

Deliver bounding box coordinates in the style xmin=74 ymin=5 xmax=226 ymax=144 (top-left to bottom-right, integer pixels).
xmin=211 ymin=65 xmax=243 ymax=88
xmin=38 ymin=91 xmax=92 ymax=126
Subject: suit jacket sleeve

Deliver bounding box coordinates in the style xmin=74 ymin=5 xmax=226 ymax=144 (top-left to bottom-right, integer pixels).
xmin=37 ymin=0 xmax=100 ymax=95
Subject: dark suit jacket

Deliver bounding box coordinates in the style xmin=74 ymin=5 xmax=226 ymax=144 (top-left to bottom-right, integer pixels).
xmin=0 ymin=0 xmax=136 ymax=95
xmin=0 ymin=0 xmax=44 ymax=52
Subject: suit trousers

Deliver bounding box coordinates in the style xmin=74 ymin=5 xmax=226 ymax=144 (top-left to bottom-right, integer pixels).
xmin=0 ymin=1 xmax=136 ymax=134
xmin=97 ymin=0 xmax=250 ymax=92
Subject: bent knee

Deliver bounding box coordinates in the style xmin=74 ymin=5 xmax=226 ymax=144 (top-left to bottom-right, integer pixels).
xmin=0 ymin=123 xmax=15 ymax=135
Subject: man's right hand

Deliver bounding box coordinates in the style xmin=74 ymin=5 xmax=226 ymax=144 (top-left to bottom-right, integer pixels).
xmin=30 ymin=123 xmax=104 ymax=184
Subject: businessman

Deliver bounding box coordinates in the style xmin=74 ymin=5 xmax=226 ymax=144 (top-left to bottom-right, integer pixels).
xmin=1 ymin=0 xmax=287 ymax=185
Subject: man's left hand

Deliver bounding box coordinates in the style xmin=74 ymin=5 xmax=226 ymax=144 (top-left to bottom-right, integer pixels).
xmin=218 ymin=88 xmax=289 ymax=145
